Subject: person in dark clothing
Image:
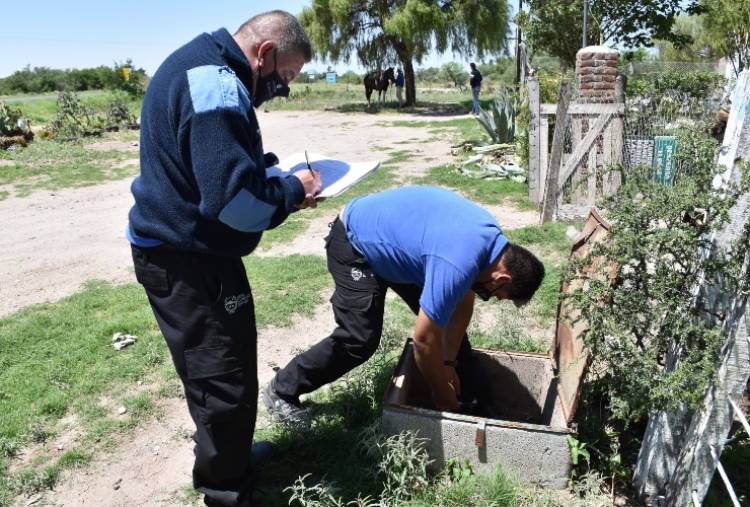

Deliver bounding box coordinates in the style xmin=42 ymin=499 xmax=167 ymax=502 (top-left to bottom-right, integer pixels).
xmin=127 ymin=10 xmax=321 ymax=507
xmin=469 ymin=62 xmax=482 ymax=114
xmin=263 ymin=186 xmax=545 ymax=421
xmin=395 ymin=68 xmax=405 ymax=107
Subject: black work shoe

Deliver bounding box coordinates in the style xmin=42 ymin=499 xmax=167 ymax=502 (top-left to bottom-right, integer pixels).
xmin=261 ymin=382 xmax=309 ymax=425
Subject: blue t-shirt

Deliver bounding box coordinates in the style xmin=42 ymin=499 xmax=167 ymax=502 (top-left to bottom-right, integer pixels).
xmin=343 ymin=186 xmax=508 ymax=327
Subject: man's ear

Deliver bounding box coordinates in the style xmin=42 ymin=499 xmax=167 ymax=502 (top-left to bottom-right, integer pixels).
xmin=256 ymin=40 xmax=275 ymax=66
xmin=493 ymin=272 xmax=512 ymax=286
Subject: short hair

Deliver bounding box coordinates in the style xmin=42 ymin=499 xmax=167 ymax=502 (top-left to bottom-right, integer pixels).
xmin=470 ymin=62 xmax=477 ymax=69
xmin=235 ymin=10 xmax=313 ymax=62
xmin=500 ymin=243 xmax=545 ymax=303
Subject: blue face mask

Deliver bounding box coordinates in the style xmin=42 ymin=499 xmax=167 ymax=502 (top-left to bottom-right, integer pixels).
xmin=254 ymin=49 xmax=290 ymax=108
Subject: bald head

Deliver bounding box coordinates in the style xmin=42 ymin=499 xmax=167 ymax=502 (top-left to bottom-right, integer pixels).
xmin=234 ymin=10 xmax=313 ymax=62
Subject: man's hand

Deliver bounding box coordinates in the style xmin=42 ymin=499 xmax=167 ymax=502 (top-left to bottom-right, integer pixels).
xmin=293 ymin=169 xmax=322 ymax=209
xmin=432 ymin=366 xmax=460 ymax=411
xmin=413 ymin=309 xmax=460 ymax=412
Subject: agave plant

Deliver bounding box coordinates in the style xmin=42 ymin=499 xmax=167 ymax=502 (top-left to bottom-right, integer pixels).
xmin=477 ymin=91 xmax=516 ymax=144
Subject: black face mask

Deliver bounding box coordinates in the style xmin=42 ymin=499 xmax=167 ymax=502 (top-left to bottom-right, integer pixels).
xmin=471 ymin=280 xmax=497 ymax=302
xmin=254 ymin=49 xmax=290 ymax=107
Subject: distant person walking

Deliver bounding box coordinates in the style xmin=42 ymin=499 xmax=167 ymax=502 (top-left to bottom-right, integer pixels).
xmin=469 ymin=62 xmax=482 ymax=115
xmin=395 ymin=68 xmax=405 ymax=107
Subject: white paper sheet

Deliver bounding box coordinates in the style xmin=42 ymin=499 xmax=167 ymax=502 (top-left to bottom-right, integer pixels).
xmin=266 ymin=152 xmax=380 ymax=198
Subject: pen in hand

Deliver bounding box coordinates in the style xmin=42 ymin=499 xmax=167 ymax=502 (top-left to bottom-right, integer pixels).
xmin=304 ymin=150 xmax=314 ymax=176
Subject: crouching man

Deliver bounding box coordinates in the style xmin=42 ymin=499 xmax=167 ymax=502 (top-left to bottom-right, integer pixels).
xmin=263 ymin=186 xmax=545 ymax=419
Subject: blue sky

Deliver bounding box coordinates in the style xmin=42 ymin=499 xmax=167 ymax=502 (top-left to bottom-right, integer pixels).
xmin=1 ymin=0 xmax=514 ymax=79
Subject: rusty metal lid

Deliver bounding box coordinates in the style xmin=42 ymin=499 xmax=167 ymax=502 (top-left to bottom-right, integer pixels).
xmin=552 ymin=207 xmax=612 ymax=424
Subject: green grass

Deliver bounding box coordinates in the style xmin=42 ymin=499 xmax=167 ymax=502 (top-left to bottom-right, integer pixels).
xmin=2 ymin=90 xmax=140 ymax=125
xmin=258 ymin=81 xmax=475 ymax=115
xmin=0 ymin=134 xmax=138 ymax=198
xmin=388 ymin=118 xmax=491 ymax=145
xmin=0 ymin=255 xmax=328 ymax=504
xmin=416 ymin=164 xmax=535 ymax=210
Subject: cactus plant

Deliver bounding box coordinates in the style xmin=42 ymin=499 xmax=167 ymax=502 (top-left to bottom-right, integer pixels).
xmin=477 ymin=91 xmax=516 ymax=144
xmin=0 ymin=101 xmax=34 ymax=149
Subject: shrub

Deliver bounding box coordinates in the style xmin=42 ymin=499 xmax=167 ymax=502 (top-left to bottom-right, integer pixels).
xmin=567 ymin=122 xmax=750 ymax=422
xmin=626 ymin=69 xmax=724 ymax=100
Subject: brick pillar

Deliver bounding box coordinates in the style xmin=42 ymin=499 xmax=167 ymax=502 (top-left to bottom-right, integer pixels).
xmin=576 ymin=46 xmax=620 ymax=103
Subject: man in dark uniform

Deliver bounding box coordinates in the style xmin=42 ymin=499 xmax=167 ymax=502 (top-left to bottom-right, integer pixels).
xmin=126 ymin=10 xmax=321 ymax=507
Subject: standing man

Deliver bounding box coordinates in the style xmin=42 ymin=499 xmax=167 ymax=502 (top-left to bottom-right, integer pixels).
xmin=263 ymin=186 xmax=545 ymax=420
xmin=127 ymin=11 xmax=321 ymax=507
xmin=469 ymin=62 xmax=483 ymax=115
xmin=395 ymin=68 xmax=405 ymax=108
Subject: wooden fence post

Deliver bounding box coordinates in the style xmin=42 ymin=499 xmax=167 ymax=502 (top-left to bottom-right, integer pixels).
xmin=541 ymin=80 xmax=571 ymax=223
xmin=605 ymin=76 xmax=625 ymax=196
xmin=528 ymin=76 xmax=541 ymax=204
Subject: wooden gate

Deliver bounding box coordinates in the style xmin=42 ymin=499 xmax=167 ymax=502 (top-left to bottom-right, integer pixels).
xmin=527 ymin=76 xmax=625 ymax=208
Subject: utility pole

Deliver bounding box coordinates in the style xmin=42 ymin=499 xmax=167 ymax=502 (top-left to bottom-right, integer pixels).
xmin=515 ymin=0 xmax=523 ymax=85
xmin=582 ymin=0 xmax=589 ymax=47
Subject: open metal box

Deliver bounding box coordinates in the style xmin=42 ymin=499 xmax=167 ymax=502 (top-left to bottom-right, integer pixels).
xmin=381 ymin=209 xmax=611 ymax=487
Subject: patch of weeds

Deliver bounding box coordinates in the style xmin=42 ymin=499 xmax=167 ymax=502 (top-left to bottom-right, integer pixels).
xmin=82 ymin=418 xmax=120 ymax=448
xmin=417 ymin=164 xmax=534 ymax=210
xmin=0 ymin=135 xmax=135 ymax=198
xmin=123 ymin=392 xmax=157 ymax=421
xmin=469 ymin=302 xmax=547 ymax=353
xmin=174 ymin=482 xmax=202 ymax=506
xmin=0 ymin=438 xmax=19 ymax=459
xmin=7 ymin=465 xmax=59 ymax=496
xmin=529 ymin=263 xmax=562 ymax=324
xmin=28 ymin=417 xmax=54 ymax=444
xmin=388 ymin=118 xmax=490 ymax=145
xmin=245 ymin=255 xmax=330 ymax=328
xmin=156 ymin=380 xmax=183 ymax=399
xmin=172 ymin=427 xmax=193 ymax=443
xmin=505 ymin=222 xmax=572 ymax=259
xmin=57 ymin=448 xmax=91 ymax=469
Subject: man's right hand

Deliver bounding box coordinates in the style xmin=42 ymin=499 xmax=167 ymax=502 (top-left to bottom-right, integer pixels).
xmin=432 ymin=370 xmax=460 ymax=411
xmin=293 ymin=169 xmax=322 ymax=209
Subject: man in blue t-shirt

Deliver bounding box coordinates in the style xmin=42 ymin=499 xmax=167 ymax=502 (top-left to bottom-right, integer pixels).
xmin=263 ymin=186 xmax=545 ymax=419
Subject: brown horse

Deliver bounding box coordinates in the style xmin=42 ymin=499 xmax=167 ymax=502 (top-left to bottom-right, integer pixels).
xmin=364 ymin=67 xmax=395 ymax=105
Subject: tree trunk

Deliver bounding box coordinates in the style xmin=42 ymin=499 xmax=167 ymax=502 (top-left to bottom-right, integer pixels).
xmin=394 ymin=41 xmax=416 ymax=107
xmin=403 ymin=58 xmax=416 ymax=106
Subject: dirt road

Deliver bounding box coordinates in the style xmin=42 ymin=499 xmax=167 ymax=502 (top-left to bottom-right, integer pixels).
xmin=4 ymin=110 xmax=538 ymax=507
xmin=0 ymin=111 xmax=454 ymax=317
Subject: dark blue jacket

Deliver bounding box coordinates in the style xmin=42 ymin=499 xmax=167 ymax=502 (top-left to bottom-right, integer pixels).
xmin=395 ymin=71 xmax=405 ymax=87
xmin=470 ymin=68 xmax=482 ymax=88
xmin=127 ymin=28 xmax=304 ymax=257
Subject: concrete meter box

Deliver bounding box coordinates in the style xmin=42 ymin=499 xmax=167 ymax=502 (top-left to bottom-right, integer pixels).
xmin=381 ymin=209 xmax=612 ymax=487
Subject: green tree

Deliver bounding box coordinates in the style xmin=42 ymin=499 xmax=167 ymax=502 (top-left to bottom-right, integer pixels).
xmin=517 ymin=0 xmax=690 ymax=70
xmin=299 ymin=0 xmax=509 ymax=106
xmin=338 ymin=70 xmax=362 ymax=84
xmin=654 ymin=14 xmax=715 ymax=62
xmin=439 ymin=62 xmax=467 ymax=90
xmin=697 ymin=0 xmax=750 ymax=75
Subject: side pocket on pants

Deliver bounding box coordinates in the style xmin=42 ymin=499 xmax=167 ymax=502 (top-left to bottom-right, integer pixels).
xmin=132 ymin=247 xmax=170 ymax=293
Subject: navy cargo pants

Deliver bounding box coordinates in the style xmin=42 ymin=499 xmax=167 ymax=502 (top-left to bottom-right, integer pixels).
xmin=132 ymin=245 xmax=257 ymax=507
xmin=273 ymin=217 xmax=475 ymax=400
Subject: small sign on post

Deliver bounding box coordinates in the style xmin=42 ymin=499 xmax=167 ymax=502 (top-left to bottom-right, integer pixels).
xmin=652 ymin=135 xmax=677 ymax=185
xmin=325 ymin=72 xmax=337 ymax=83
